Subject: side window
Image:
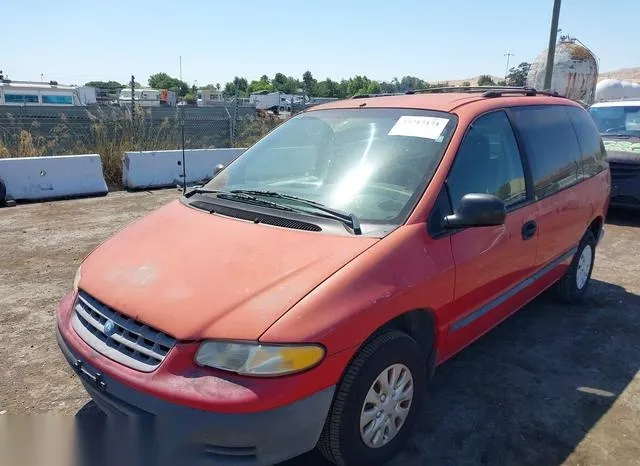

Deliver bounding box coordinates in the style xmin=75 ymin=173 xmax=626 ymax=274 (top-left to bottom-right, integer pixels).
xmin=566 ymin=106 xmax=608 ymax=177
xmin=447 ymin=111 xmax=527 ymax=211
xmin=510 ymin=105 xmax=582 ymax=198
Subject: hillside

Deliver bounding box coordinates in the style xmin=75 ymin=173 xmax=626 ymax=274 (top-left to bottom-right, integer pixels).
xmin=426 ymin=68 xmax=640 ymax=88
xmin=598 ymin=67 xmax=640 ymax=83
xmin=428 ymin=75 xmax=503 ymax=87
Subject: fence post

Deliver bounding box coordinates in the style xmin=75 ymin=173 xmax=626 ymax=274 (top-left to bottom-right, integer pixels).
xmin=130 ymin=75 xmax=136 ymax=120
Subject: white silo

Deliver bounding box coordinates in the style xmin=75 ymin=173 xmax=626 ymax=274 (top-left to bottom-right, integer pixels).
xmin=527 ymin=36 xmax=599 ymax=105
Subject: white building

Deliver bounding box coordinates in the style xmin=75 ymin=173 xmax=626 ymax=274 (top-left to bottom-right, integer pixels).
xmin=118 ymin=88 xmax=176 ymax=107
xmin=0 ymin=80 xmax=96 ymax=106
xmin=197 ymin=88 xmax=224 ymax=106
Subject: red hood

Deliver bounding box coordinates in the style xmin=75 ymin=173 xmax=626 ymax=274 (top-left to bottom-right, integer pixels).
xmin=79 ymin=200 xmax=377 ymax=341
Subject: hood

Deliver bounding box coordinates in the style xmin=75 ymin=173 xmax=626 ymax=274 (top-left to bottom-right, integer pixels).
xmin=79 ymin=200 xmax=377 ymax=341
xmin=604 ymin=138 xmax=640 ymax=163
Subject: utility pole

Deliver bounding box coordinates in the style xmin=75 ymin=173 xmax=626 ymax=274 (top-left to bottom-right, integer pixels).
xmin=130 ymin=75 xmax=136 ymax=119
xmin=504 ymin=52 xmax=515 ymax=83
xmin=179 ymin=56 xmax=183 ymax=82
xmin=130 ymin=75 xmax=136 ymax=120
xmin=543 ymin=0 xmax=562 ymax=90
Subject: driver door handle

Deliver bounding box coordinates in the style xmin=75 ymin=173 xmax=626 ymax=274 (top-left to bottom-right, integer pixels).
xmin=522 ymin=220 xmax=537 ymax=241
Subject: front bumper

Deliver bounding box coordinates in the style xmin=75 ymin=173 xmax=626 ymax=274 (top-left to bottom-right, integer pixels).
xmin=609 ymin=163 xmax=640 ymax=209
xmin=57 ymin=327 xmax=335 ymax=466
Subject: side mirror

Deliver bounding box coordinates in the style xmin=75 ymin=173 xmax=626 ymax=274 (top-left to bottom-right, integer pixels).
xmin=443 ymin=193 xmax=506 ymax=228
xmin=213 ymin=164 xmax=225 ymax=177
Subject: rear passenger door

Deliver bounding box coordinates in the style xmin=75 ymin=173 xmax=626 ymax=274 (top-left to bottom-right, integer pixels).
xmin=509 ymin=105 xmax=591 ymax=269
xmin=444 ymin=110 xmax=539 ymax=353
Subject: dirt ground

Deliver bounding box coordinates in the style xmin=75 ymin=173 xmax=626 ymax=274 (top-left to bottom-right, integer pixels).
xmin=0 ymin=191 xmax=638 ymax=466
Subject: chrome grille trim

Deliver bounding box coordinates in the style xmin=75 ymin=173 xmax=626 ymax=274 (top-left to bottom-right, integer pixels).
xmin=72 ymin=291 xmax=176 ymax=372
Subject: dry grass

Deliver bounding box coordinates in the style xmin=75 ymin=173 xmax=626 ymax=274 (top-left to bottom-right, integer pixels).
xmin=0 ymin=107 xmax=278 ymax=188
xmin=234 ymin=111 xmax=283 ymax=148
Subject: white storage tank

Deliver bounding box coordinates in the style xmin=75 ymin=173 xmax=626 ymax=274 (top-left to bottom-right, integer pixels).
xmin=527 ymin=37 xmax=599 ymax=105
xmin=595 ymin=79 xmax=640 ymax=102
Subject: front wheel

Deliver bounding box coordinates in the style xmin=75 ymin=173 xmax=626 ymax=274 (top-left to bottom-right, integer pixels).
xmin=318 ymin=331 xmax=426 ymax=466
xmin=555 ymin=230 xmax=596 ymax=303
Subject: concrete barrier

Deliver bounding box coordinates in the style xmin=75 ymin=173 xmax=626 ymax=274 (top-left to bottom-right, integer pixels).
xmin=122 ymin=148 xmax=245 ymax=190
xmin=0 ymin=154 xmax=108 ymax=202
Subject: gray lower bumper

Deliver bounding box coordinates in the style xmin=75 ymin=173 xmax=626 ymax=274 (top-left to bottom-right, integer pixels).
xmin=58 ymin=328 xmax=335 ymax=466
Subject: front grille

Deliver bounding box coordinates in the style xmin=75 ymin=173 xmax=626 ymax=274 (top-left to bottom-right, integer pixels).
xmin=609 ymin=161 xmax=640 ymax=182
xmin=72 ymin=291 xmax=176 ymax=372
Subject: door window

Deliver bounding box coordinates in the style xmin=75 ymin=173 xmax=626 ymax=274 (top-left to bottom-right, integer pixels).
xmin=566 ymin=106 xmax=608 ymax=178
xmin=510 ymin=105 xmax=582 ymax=197
xmin=447 ymin=111 xmax=527 ymax=211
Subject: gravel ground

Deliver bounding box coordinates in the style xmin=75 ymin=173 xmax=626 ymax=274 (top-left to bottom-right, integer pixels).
xmin=0 ymin=191 xmax=638 ymax=466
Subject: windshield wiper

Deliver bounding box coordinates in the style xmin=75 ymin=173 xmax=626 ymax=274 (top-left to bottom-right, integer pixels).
xmin=230 ymin=190 xmax=362 ymax=235
xmin=184 ymin=188 xmax=296 ymax=212
xmin=601 ymin=133 xmax=632 ymax=138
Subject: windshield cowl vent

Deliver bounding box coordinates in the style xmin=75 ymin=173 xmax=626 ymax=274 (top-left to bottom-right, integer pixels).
xmin=190 ymin=200 xmax=322 ymax=232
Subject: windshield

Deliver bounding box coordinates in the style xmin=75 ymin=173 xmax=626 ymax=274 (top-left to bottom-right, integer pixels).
xmin=203 ymin=108 xmax=457 ymax=232
xmin=588 ymin=105 xmax=640 ymax=137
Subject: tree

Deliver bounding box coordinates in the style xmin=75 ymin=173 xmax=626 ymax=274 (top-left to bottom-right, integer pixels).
xmin=85 ymin=80 xmax=123 ymax=91
xmin=506 ymin=62 xmax=531 ymax=86
xmin=272 ymin=73 xmax=299 ymax=94
xmin=398 ymin=76 xmax=428 ymax=92
xmin=315 ymin=78 xmax=340 ymax=98
xmin=248 ymin=75 xmax=272 ymax=94
xmin=461 ymin=81 xmax=471 ymax=87
xmin=224 ymin=76 xmax=249 ymax=96
xmin=302 ymin=71 xmax=317 ymax=96
xmin=272 ymin=73 xmax=289 ymax=92
xmin=379 ymin=81 xmax=398 ymax=94
xmin=148 ymin=72 xmax=189 ymax=96
xmin=477 ymin=75 xmax=496 ymax=86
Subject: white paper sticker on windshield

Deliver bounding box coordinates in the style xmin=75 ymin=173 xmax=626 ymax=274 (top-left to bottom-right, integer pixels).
xmin=388 ymin=116 xmax=449 ymax=140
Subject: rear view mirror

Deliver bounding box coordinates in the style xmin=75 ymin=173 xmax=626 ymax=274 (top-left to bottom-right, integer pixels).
xmin=213 ymin=164 xmax=225 ymax=176
xmin=443 ymin=193 xmax=506 ymax=228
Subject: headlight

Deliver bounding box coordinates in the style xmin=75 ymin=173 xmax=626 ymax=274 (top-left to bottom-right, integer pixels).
xmin=195 ymin=341 xmax=325 ymax=377
xmin=73 ymin=266 xmax=82 ymax=292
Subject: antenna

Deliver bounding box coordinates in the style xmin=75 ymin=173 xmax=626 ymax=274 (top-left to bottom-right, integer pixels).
xmin=180 ymin=106 xmax=187 ymax=193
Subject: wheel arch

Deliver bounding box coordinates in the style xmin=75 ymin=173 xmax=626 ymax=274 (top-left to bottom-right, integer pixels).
xmin=358 ymin=308 xmax=440 ymax=381
xmin=588 ymin=215 xmax=603 ymax=244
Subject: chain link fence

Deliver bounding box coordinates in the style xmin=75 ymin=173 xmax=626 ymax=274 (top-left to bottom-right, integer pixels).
xmin=0 ymin=104 xmax=283 ymax=187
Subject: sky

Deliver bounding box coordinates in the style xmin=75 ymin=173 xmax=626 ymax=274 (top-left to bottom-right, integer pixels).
xmin=2 ymin=0 xmax=638 ymax=87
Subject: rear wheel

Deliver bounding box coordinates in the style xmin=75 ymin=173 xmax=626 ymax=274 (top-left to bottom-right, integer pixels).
xmin=555 ymin=230 xmax=596 ymax=303
xmin=318 ymin=331 xmax=426 ymax=466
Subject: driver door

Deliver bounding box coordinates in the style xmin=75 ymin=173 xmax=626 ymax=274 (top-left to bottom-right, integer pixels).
xmin=443 ymin=110 xmax=539 ymax=356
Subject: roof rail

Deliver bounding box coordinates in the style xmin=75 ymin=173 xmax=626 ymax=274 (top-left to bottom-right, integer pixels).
xmin=350 ymin=86 xmax=570 ymax=100
xmin=405 ymin=86 xmax=534 ymax=96
xmin=412 ymin=86 xmax=574 ymax=99
xmin=350 ymin=92 xmax=404 ymax=99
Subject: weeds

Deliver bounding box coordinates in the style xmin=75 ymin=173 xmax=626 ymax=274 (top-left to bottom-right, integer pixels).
xmin=0 ymin=107 xmax=281 ymax=188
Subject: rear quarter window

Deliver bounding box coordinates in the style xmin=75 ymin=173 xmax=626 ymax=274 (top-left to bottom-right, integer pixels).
xmin=510 ymin=105 xmax=582 ymax=198
xmin=565 ymin=106 xmax=608 ymax=177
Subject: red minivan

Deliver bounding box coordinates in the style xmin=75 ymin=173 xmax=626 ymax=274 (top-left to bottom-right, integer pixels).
xmin=57 ymin=88 xmax=610 ymax=466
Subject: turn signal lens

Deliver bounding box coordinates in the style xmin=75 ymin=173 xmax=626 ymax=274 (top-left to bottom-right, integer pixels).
xmin=195 ymin=341 xmax=325 ymax=376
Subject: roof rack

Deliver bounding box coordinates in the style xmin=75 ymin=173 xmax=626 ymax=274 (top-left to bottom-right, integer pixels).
xmin=350 ymin=92 xmax=404 ymax=99
xmin=350 ymin=86 xmax=569 ymax=100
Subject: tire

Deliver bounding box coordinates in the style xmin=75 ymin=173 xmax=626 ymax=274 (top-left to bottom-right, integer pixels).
xmin=555 ymin=230 xmax=596 ymax=303
xmin=0 ymin=179 xmax=6 ymax=204
xmin=318 ymin=331 xmax=426 ymax=466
